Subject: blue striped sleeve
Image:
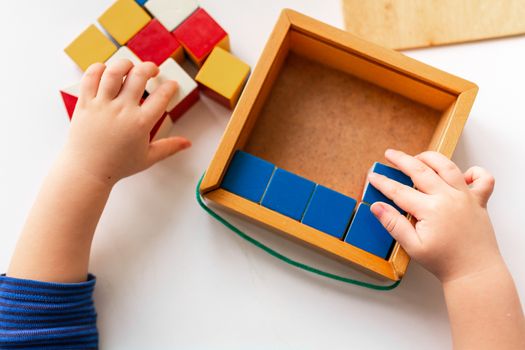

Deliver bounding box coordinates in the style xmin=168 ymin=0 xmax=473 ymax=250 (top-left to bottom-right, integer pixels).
xmin=0 ymin=274 xmax=98 ymax=349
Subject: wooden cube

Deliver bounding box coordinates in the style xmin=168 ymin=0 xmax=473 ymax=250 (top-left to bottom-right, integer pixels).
xmin=144 ymin=0 xmax=198 ymax=31
xmin=105 ymin=46 xmax=142 ymax=66
xmin=195 ymin=47 xmax=250 ymax=109
xmin=221 ymin=151 xmax=276 ymax=203
xmin=127 ymin=19 xmax=184 ymax=66
xmin=261 ymin=168 xmax=316 ymax=221
xmin=302 ymin=185 xmax=357 ymax=240
xmin=64 ymin=25 xmax=117 ymax=71
xmin=362 ymin=162 xmax=413 ymax=215
xmin=98 ymin=0 xmax=151 ymax=45
xmin=145 ymin=58 xmax=199 ymax=122
xmin=345 ymin=203 xmax=394 ymax=259
xmin=59 ymin=83 xmax=80 ymax=119
xmin=199 ymin=10 xmax=478 ymax=281
xmin=172 ymin=8 xmax=230 ymax=66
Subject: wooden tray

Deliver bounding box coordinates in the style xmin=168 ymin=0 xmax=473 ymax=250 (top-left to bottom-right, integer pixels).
xmin=200 ymin=9 xmax=477 ymax=281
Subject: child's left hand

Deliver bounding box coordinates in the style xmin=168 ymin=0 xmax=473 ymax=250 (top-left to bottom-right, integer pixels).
xmin=63 ymin=59 xmax=191 ymax=187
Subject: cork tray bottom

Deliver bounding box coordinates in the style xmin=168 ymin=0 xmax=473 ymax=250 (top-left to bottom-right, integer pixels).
xmin=243 ymin=53 xmax=442 ymax=198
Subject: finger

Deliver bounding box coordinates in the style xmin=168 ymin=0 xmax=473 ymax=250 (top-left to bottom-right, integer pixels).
xmin=78 ymin=63 xmax=106 ymax=102
xmin=415 ymin=151 xmax=467 ymax=190
xmin=371 ymin=202 xmax=422 ymax=255
xmin=384 ymin=149 xmax=446 ymax=194
xmin=141 ymin=81 xmax=178 ymax=124
xmin=464 ymin=166 xmax=495 ymax=207
xmin=368 ymin=172 xmax=427 ymax=218
xmin=146 ymin=137 xmax=191 ymax=167
xmin=97 ymin=59 xmax=134 ymax=100
xmin=120 ymin=62 xmax=159 ymax=103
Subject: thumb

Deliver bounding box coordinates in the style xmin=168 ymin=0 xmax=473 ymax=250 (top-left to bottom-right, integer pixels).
xmin=464 ymin=166 xmax=495 ymax=207
xmin=146 ymin=136 xmax=191 ymax=167
xmin=370 ymin=202 xmax=421 ymax=255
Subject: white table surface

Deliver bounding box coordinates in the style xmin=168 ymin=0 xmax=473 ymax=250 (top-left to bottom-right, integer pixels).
xmin=1 ymin=1 xmax=524 ymax=349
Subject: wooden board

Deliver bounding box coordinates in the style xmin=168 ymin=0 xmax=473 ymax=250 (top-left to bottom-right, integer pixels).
xmin=341 ymin=0 xmax=525 ymax=50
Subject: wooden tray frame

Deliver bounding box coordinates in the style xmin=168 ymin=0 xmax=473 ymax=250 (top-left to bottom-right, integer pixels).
xmin=199 ymin=9 xmax=478 ymax=281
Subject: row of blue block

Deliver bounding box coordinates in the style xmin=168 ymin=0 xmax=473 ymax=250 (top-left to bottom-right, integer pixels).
xmin=220 ymin=151 xmax=413 ymax=259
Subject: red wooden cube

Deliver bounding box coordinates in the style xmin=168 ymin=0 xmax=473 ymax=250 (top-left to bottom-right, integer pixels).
xmin=128 ymin=19 xmax=184 ymax=66
xmin=59 ymin=83 xmax=80 ymax=119
xmin=172 ymin=8 xmax=230 ymax=67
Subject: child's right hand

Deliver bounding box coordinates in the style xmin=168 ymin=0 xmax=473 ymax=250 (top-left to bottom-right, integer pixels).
xmin=369 ymin=149 xmax=501 ymax=282
xmin=63 ymin=59 xmax=191 ymax=188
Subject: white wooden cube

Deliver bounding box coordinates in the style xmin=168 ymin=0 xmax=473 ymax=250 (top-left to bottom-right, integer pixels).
xmin=105 ymin=46 xmax=142 ymax=66
xmin=61 ymin=82 xmax=80 ymax=98
xmin=145 ymin=0 xmax=198 ymax=31
xmin=60 ymin=82 xmax=81 ymax=119
xmin=145 ymin=58 xmax=198 ymax=112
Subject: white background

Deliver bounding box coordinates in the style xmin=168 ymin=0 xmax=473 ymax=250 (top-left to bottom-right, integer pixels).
xmin=1 ymin=1 xmax=524 ymax=349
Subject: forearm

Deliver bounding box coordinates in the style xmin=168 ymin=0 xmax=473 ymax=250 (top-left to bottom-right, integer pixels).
xmin=7 ymin=151 xmax=112 ymax=283
xmin=443 ymin=259 xmax=525 ymax=350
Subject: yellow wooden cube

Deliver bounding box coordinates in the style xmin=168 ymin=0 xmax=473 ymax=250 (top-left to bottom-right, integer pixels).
xmin=195 ymin=47 xmax=250 ymax=109
xmin=64 ymin=25 xmax=118 ymax=71
xmin=98 ymin=0 xmax=151 ymax=45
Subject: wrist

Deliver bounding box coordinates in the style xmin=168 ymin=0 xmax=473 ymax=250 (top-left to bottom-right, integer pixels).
xmin=53 ymin=150 xmax=116 ymax=193
xmin=442 ymin=254 xmax=507 ymax=286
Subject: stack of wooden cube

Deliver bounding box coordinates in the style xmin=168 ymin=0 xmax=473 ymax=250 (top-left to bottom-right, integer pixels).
xmin=61 ymin=0 xmax=251 ymax=140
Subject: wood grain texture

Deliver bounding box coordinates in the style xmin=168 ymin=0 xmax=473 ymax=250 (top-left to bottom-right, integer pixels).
xmin=341 ymin=0 xmax=525 ymax=50
xmin=206 ymin=189 xmax=398 ymax=280
xmin=286 ymin=9 xmax=476 ymax=94
xmin=289 ymin=31 xmax=456 ymax=110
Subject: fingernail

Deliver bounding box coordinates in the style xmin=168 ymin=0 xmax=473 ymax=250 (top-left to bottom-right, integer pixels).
xmin=368 ymin=172 xmax=378 ymax=181
xmin=371 ymin=203 xmax=385 ymax=218
xmin=182 ymin=140 xmax=192 ymax=149
xmin=385 ymin=149 xmax=395 ymax=157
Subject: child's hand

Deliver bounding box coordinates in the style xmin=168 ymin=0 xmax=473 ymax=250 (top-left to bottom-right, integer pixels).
xmin=63 ymin=59 xmax=191 ymax=186
xmin=369 ymin=149 xmax=500 ymax=282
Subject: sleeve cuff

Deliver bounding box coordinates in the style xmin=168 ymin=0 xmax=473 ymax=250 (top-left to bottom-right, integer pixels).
xmin=0 ymin=274 xmax=98 ymax=348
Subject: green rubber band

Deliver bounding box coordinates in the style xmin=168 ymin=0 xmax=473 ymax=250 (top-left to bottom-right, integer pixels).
xmin=196 ymin=173 xmax=401 ymax=291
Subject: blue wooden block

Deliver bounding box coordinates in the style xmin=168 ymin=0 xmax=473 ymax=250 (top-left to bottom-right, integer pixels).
xmin=261 ymin=169 xmax=316 ymax=220
xmin=362 ymin=162 xmax=413 ymax=214
xmin=344 ymin=203 xmax=394 ymax=259
xmin=221 ymin=150 xmax=275 ymax=203
xmin=135 ymin=0 xmax=148 ymax=5
xmin=302 ymin=185 xmax=357 ymax=239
